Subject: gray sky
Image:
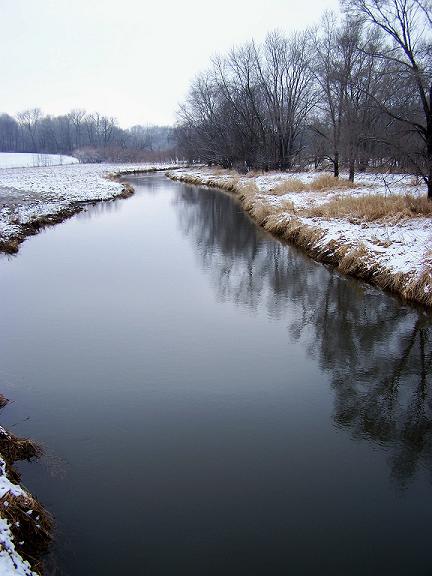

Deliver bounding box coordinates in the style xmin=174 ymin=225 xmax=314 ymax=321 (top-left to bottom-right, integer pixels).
xmin=1 ymin=0 xmax=339 ymax=127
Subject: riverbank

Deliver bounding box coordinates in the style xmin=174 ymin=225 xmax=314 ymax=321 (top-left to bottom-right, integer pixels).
xmin=0 ymin=395 xmax=51 ymax=576
xmin=0 ymin=163 xmax=179 ymax=254
xmin=166 ymin=167 xmax=432 ymax=307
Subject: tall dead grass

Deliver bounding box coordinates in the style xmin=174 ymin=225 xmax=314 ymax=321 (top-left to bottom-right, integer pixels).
xmin=271 ymin=174 xmax=358 ymax=195
xmin=307 ymin=193 xmax=432 ymax=222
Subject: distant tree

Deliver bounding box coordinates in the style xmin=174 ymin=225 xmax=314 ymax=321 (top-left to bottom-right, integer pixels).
xmin=68 ymin=109 xmax=86 ymax=149
xmin=0 ymin=114 xmax=19 ymax=151
xmin=17 ymin=108 xmax=42 ymax=151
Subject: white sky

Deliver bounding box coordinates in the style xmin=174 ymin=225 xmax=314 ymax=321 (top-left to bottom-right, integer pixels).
xmin=1 ymin=0 xmax=340 ymax=127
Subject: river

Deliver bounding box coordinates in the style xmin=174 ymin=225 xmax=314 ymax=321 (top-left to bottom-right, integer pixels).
xmin=0 ymin=172 xmax=431 ymax=575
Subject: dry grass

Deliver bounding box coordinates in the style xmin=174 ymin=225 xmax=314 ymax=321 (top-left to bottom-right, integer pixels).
xmin=270 ymin=174 xmax=358 ymax=195
xmin=337 ymin=243 xmax=374 ymax=276
xmin=311 ymin=174 xmax=358 ymax=191
xmin=117 ymin=184 xmax=134 ymax=199
xmin=270 ymin=178 xmax=307 ymax=194
xmin=306 ymin=193 xmax=432 ymax=222
xmin=206 ymin=167 xmax=237 ymax=176
xmin=0 ymin=238 xmax=20 ymax=254
xmin=248 ymin=200 xmax=273 ymax=225
xmin=245 ymin=169 xmax=264 ymax=178
xmin=168 ymin=171 xmax=243 ymax=195
xmin=0 ymin=492 xmax=53 ymax=574
xmin=0 ymin=428 xmax=42 ymax=465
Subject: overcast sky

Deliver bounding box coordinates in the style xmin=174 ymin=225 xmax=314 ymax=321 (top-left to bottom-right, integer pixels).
xmin=1 ymin=0 xmax=340 ymax=127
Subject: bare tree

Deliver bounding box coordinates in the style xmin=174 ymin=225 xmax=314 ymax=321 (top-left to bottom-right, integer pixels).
xmin=342 ymin=0 xmax=432 ymax=196
xmin=258 ymin=31 xmax=316 ymax=169
xmin=68 ymin=109 xmax=86 ymax=149
xmin=16 ymin=108 xmax=42 ymax=151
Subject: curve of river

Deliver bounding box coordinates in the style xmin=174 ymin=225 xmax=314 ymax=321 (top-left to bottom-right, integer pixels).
xmin=0 ymin=172 xmax=431 ymax=575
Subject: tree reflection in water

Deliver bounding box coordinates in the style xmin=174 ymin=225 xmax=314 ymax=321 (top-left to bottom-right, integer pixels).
xmin=174 ymin=184 xmax=432 ymax=486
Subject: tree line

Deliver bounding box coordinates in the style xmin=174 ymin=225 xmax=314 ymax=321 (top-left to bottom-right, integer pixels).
xmin=177 ymin=0 xmax=432 ymax=197
xmin=0 ymin=108 xmax=176 ymax=163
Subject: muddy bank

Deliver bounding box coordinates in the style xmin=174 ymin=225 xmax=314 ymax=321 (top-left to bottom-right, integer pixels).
xmin=166 ymin=168 xmax=432 ymax=308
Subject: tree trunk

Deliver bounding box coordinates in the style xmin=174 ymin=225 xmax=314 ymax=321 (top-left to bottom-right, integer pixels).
xmin=349 ymin=158 xmax=355 ymax=182
xmin=334 ymin=150 xmax=339 ymax=178
xmin=428 ymin=126 xmax=432 ymax=199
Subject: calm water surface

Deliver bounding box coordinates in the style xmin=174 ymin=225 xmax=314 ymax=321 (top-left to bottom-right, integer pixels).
xmin=0 ymin=173 xmax=431 ymax=575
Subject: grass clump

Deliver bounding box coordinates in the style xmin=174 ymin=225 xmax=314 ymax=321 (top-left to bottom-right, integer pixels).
xmin=310 ymin=174 xmax=358 ymax=191
xmin=271 ymin=178 xmax=307 ymax=194
xmin=270 ymin=174 xmax=358 ymax=195
xmin=0 ymin=427 xmax=42 ymax=465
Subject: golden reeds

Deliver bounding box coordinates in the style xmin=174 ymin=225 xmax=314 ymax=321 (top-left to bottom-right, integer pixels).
xmin=307 ymin=193 xmax=432 ymax=222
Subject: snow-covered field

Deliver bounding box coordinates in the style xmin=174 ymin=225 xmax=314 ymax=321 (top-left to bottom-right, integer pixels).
xmin=0 ymin=162 xmax=177 ymax=248
xmin=0 ymin=153 xmax=78 ymax=169
xmin=167 ymin=167 xmax=432 ymax=306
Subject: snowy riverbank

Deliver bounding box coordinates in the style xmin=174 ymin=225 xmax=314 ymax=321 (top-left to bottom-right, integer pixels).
xmin=0 ymin=454 xmax=40 ymax=576
xmin=166 ymin=167 xmax=432 ymax=307
xmin=0 ymin=162 xmax=178 ymax=253
xmin=0 ymin=399 xmax=51 ymax=576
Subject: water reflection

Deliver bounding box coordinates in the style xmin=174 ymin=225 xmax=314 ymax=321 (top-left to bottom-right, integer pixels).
xmin=174 ymin=184 xmax=432 ymax=486
xmin=75 ymin=198 xmax=121 ymax=220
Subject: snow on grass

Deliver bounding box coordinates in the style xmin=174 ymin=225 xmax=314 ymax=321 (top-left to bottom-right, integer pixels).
xmin=167 ymin=167 xmax=432 ymax=305
xmin=0 ymin=457 xmax=36 ymax=576
xmin=0 ymin=153 xmax=78 ymax=169
xmin=299 ymin=215 xmax=432 ymax=276
xmin=0 ymin=162 xmax=177 ymax=245
xmin=0 ymin=456 xmax=24 ymax=500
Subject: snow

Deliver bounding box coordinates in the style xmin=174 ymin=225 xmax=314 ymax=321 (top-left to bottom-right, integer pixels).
xmin=0 ymin=457 xmax=37 ymax=576
xmin=0 ymin=153 xmax=78 ymax=169
xmin=0 ymin=518 xmax=36 ymax=576
xmin=168 ymin=168 xmax=432 ymax=299
xmin=0 ymin=162 xmax=177 ymax=244
xmin=0 ymin=459 xmax=24 ymax=500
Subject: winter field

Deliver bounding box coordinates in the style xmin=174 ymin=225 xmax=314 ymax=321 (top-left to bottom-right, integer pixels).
xmin=0 ymin=162 xmax=177 ymax=252
xmin=167 ymin=167 xmax=432 ymax=307
xmin=0 ymin=153 xmax=78 ymax=169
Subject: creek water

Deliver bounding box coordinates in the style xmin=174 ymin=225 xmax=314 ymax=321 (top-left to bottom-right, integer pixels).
xmin=0 ymin=172 xmax=431 ymax=575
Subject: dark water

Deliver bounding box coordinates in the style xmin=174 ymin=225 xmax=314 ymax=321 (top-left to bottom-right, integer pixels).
xmin=1 ymin=173 xmax=431 ymax=575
